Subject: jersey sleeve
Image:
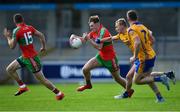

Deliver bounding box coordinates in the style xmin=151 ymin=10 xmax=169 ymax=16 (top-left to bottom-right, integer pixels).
xmin=128 ymin=29 xmax=139 ymax=40
xmin=148 ymin=30 xmax=152 ymax=35
xmin=88 ymin=32 xmax=93 ymax=39
xmin=98 ymin=28 xmax=105 ymax=40
xmin=29 ymin=25 xmax=36 ymax=34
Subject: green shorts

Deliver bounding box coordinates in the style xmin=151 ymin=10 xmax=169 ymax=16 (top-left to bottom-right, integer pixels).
xmin=95 ymin=54 xmax=119 ymax=72
xmin=17 ymin=55 xmax=42 ymax=73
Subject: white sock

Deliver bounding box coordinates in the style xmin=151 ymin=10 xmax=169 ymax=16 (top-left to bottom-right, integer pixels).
xmin=56 ymin=92 xmax=62 ymax=96
xmin=20 ymin=84 xmax=26 ymax=88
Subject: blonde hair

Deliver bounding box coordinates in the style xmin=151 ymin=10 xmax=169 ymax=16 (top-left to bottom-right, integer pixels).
xmin=115 ymin=18 xmax=127 ymax=27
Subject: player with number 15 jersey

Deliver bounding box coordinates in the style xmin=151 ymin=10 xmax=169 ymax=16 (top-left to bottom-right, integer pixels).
xmin=3 ymin=14 xmax=64 ymax=100
xmin=12 ymin=23 xmax=41 ymax=73
xmin=13 ymin=23 xmax=37 ymax=58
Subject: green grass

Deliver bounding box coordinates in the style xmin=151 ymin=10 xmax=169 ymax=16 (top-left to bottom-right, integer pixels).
xmin=0 ymin=81 xmax=180 ymax=111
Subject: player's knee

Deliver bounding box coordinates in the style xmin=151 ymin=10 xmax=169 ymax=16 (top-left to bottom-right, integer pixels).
xmin=82 ymin=67 xmax=89 ymax=74
xmin=113 ymin=76 xmax=120 ymax=82
xmin=6 ymin=66 xmax=9 ymax=72
xmin=133 ymin=78 xmax=141 ymax=85
xmin=126 ymin=75 xmax=133 ymax=81
xmin=6 ymin=66 xmax=14 ymax=73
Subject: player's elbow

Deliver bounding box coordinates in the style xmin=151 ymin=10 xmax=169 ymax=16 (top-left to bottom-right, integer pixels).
xmin=97 ymin=46 xmax=102 ymax=50
xmin=39 ymin=33 xmax=45 ymax=39
xmin=134 ymin=39 xmax=140 ymax=46
xmin=150 ymin=37 xmax=155 ymax=45
xmin=151 ymin=39 xmax=155 ymax=45
xmin=35 ymin=31 xmax=45 ymax=41
xmin=94 ymin=46 xmax=100 ymax=50
xmin=135 ymin=40 xmax=140 ymax=45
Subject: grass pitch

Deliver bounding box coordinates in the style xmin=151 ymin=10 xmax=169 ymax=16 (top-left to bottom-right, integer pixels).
xmin=0 ymin=81 xmax=180 ymax=111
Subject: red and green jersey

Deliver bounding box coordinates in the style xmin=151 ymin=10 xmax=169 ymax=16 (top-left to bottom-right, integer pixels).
xmin=88 ymin=24 xmax=116 ymax=60
xmin=12 ymin=23 xmax=38 ymax=58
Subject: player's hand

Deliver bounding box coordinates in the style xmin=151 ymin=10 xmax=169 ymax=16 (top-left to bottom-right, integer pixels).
xmin=70 ymin=34 xmax=76 ymax=40
xmin=39 ymin=47 xmax=47 ymax=57
xmin=130 ymin=55 xmax=136 ymax=63
xmin=82 ymin=32 xmax=88 ymax=40
xmin=3 ymin=28 xmax=11 ymax=38
xmin=70 ymin=34 xmax=78 ymax=42
xmin=40 ymin=47 xmax=46 ymax=53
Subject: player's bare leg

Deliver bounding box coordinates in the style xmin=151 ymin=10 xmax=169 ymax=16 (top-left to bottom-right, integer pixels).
xmin=151 ymin=71 xmax=176 ymax=84
xmin=134 ymin=68 xmax=169 ymax=87
xmin=133 ymin=69 xmax=170 ymax=91
xmin=133 ymin=69 xmax=171 ymax=102
xmin=139 ymin=71 xmax=175 ymax=86
xmin=136 ymin=70 xmax=175 ymax=85
xmin=139 ymin=72 xmax=165 ymax=102
xmin=126 ymin=65 xmax=135 ymax=92
xmin=111 ymin=70 xmax=126 ymax=88
xmin=6 ymin=60 xmax=22 ymax=82
xmin=127 ymin=69 xmax=175 ymax=90
xmin=34 ymin=71 xmax=64 ymax=100
xmin=148 ymin=82 xmax=164 ymax=102
xmin=151 ymin=72 xmax=164 ymax=76
xmin=6 ymin=60 xmax=28 ymax=96
xmin=114 ymin=66 xmax=134 ymax=99
xmin=77 ymin=57 xmax=101 ymax=91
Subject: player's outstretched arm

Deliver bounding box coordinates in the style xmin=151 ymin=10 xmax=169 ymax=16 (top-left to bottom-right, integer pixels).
xmin=149 ymin=30 xmax=155 ymax=45
xmin=3 ymin=28 xmax=17 ymax=49
xmin=100 ymin=36 xmax=118 ymax=43
xmin=34 ymin=30 xmax=46 ymax=52
xmin=129 ymin=31 xmax=140 ymax=63
xmin=86 ymin=36 xmax=103 ymax=50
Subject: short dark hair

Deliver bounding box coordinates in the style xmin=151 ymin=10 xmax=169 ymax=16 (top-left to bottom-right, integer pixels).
xmin=116 ymin=18 xmax=127 ymax=27
xmin=88 ymin=15 xmax=100 ymax=24
xmin=13 ymin=13 xmax=24 ymax=23
xmin=127 ymin=10 xmax=138 ymax=21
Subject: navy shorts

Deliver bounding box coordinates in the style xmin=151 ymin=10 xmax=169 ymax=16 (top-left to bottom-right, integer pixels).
xmin=134 ymin=56 xmax=156 ymax=74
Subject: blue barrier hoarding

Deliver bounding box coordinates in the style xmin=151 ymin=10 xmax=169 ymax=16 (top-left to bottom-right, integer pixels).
xmin=74 ymin=2 xmax=180 ymax=10
xmin=42 ymin=61 xmax=130 ymax=81
xmin=0 ymin=4 xmax=56 ymax=10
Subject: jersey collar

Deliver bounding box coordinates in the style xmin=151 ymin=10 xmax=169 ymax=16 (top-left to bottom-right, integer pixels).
xmin=132 ymin=21 xmax=141 ymax=25
xmin=97 ymin=24 xmax=103 ymax=33
xmin=16 ymin=22 xmax=25 ymax=27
